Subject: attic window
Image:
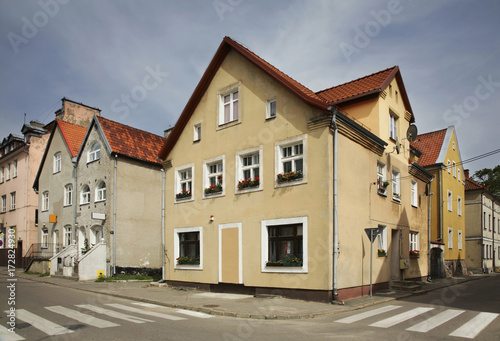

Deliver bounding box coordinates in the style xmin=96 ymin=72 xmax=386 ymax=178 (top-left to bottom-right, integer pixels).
xmin=194 ymin=123 xmax=201 ymax=142
xmin=88 ymin=142 xmax=101 ymax=163
xmin=218 ymin=88 xmax=239 ymax=126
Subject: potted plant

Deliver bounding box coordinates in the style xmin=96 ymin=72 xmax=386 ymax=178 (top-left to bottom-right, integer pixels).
xmin=176 ymin=256 xmax=200 ymax=265
xmin=176 ymin=189 xmax=192 ymax=200
xmin=205 ymin=176 xmax=223 ymax=195
xmin=276 ymin=170 xmax=303 ymax=184
xmin=237 ymin=177 xmax=260 ymax=190
xmin=410 ymin=250 xmax=420 ymax=258
xmin=265 ymin=259 xmax=283 ymax=267
xmin=378 ymin=249 xmax=387 ymax=257
xmin=283 ymin=255 xmax=303 ymax=267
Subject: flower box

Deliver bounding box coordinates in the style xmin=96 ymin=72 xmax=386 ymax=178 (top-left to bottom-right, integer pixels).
xmin=176 ymin=256 xmax=200 ymax=265
xmin=378 ymin=249 xmax=387 ymax=257
xmin=276 ymin=171 xmax=303 ymax=184
xmin=237 ymin=177 xmax=260 ymax=190
xmin=176 ymin=190 xmax=192 ymax=200
xmin=410 ymin=250 xmax=420 ymax=258
xmin=204 ymin=185 xmax=222 ymax=195
xmin=265 ymin=261 xmax=283 ymax=267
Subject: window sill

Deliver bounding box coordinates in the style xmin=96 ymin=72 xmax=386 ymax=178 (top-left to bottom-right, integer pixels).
xmin=392 ymin=197 xmax=401 ymax=203
xmin=203 ymin=192 xmax=224 ymax=199
xmin=175 ymin=197 xmax=194 ymax=204
xmin=377 ymin=189 xmax=388 ymax=196
xmin=80 ymin=203 xmax=90 ymax=206
xmin=411 ymin=204 xmax=418 ymax=208
xmin=175 ymin=264 xmax=202 ymax=270
xmin=94 ymin=200 xmax=106 ymax=203
xmin=217 ymin=120 xmax=241 ymax=131
xmin=193 ymin=139 xmax=200 ymax=144
xmin=265 ymin=115 xmax=276 ymax=121
xmin=262 ymin=266 xmax=307 ymax=274
xmin=63 ymin=204 xmax=72 ymax=208
xmin=275 ymin=179 xmax=306 ymax=188
xmin=236 ymin=186 xmax=262 ymax=194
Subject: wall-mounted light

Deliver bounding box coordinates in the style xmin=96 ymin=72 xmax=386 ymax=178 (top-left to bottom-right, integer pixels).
xmin=210 ymin=215 xmax=214 ymax=222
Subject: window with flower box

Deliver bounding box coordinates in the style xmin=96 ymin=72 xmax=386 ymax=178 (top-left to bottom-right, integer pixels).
xmin=276 ymin=136 xmax=306 ymax=186
xmin=409 ymin=231 xmax=419 ymax=257
xmin=175 ymin=166 xmax=193 ymax=201
xmin=377 ymin=162 xmax=388 ymax=195
xmin=236 ymin=148 xmax=262 ymax=192
xmin=261 ymin=217 xmax=308 ymax=273
xmin=203 ymin=157 xmax=224 ymax=197
xmin=174 ymin=227 xmax=202 ymax=269
xmin=378 ymin=225 xmax=387 ymax=256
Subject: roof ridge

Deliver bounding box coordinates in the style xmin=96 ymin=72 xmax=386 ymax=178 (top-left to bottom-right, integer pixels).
xmin=316 ymin=66 xmax=397 ymax=95
xmin=97 ymin=116 xmax=164 ymax=139
xmin=415 ymin=128 xmax=448 ymax=138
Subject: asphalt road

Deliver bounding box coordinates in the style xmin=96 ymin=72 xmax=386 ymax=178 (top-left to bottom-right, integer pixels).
xmin=0 ymin=274 xmax=498 ymax=340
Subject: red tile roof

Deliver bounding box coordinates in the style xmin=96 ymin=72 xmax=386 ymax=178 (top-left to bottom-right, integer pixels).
xmin=465 ymin=177 xmax=485 ymax=191
xmin=97 ymin=116 xmax=165 ymax=165
xmin=410 ymin=129 xmax=447 ymax=167
xmin=316 ymin=67 xmax=397 ymax=103
xmin=56 ymin=119 xmax=87 ymax=157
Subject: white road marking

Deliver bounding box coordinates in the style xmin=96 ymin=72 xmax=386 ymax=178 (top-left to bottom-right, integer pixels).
xmin=406 ymin=309 xmax=465 ymax=332
xmin=14 ymin=309 xmax=73 ymax=336
xmin=132 ymin=302 xmax=213 ymax=318
xmin=0 ymin=324 xmax=25 ymax=340
xmin=76 ymin=304 xmax=153 ymax=324
xmin=105 ymin=303 xmax=186 ymax=321
xmin=335 ymin=305 xmax=402 ymax=324
xmin=45 ymin=305 xmax=120 ymax=328
xmin=449 ymin=312 xmax=499 ymax=339
xmin=370 ymin=307 xmax=434 ymax=328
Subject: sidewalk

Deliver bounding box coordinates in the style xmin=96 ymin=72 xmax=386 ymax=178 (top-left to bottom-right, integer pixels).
xmin=7 ymin=269 xmax=495 ymax=320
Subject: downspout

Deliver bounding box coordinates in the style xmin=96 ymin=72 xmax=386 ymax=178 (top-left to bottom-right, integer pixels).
xmin=439 ymin=168 xmax=443 ymax=241
xmin=481 ymin=192 xmax=484 ymax=271
xmin=113 ymin=154 xmax=118 ymax=276
xmin=72 ymin=157 xmax=77 ymax=245
xmin=161 ymin=168 xmax=166 ymax=281
xmin=427 ymin=177 xmax=433 ymax=280
xmin=329 ymin=106 xmax=339 ymax=300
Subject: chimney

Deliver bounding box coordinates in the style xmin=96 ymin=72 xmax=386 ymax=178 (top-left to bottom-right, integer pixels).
xmin=464 ymin=169 xmax=470 ymax=179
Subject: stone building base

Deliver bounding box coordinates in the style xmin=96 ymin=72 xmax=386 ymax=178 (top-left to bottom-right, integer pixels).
xmin=444 ymin=259 xmax=468 ymax=277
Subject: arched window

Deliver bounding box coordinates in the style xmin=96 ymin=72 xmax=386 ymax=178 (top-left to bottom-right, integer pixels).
xmin=88 ymin=142 xmax=101 ymax=162
xmin=95 ymin=181 xmax=106 ymax=202
xmin=80 ymin=185 xmax=90 ymax=204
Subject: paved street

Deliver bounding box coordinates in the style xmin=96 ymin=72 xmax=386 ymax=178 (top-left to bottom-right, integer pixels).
xmin=0 ymin=270 xmax=498 ymax=340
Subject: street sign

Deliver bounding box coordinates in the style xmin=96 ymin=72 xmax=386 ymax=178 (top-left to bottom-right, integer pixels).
xmin=364 ymin=228 xmax=380 ymax=243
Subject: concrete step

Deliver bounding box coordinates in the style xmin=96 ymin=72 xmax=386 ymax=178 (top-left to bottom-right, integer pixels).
xmin=390 ymin=280 xmax=422 ymax=292
xmin=51 ymin=272 xmax=79 ymax=281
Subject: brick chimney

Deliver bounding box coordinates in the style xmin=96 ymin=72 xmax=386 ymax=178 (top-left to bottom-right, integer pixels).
xmin=464 ymin=169 xmax=470 ymax=179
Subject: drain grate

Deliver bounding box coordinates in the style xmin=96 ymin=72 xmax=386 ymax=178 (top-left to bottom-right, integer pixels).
xmin=202 ymin=304 xmax=219 ymax=308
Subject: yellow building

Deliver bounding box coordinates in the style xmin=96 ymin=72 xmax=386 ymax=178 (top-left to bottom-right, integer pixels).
xmin=159 ymin=37 xmax=432 ymax=301
xmin=411 ymin=127 xmax=467 ymax=277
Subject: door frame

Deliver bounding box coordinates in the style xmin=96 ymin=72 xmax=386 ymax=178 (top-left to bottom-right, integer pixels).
xmin=218 ymin=223 xmax=242 ymax=284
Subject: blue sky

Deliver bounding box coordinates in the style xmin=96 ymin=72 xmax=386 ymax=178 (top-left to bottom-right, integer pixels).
xmin=1 ymin=0 xmax=499 ymax=174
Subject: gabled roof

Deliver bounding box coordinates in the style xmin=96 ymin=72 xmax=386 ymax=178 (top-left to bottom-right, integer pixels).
xmin=410 ymin=128 xmax=447 ymax=167
xmin=316 ymin=66 xmax=415 ymax=123
xmin=465 ymin=176 xmax=486 ymax=191
xmin=80 ymin=116 xmax=165 ymax=165
xmin=158 ymin=36 xmax=329 ymax=160
xmin=33 ymin=119 xmax=87 ymax=191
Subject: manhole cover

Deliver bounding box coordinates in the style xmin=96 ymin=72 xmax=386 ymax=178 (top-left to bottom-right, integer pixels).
xmin=203 ymin=304 xmax=219 ymax=308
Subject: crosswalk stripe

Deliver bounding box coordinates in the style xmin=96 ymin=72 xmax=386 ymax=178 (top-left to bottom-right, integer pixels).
xmin=75 ymin=304 xmax=153 ymax=324
xmin=449 ymin=312 xmax=499 ymax=339
xmin=0 ymin=325 xmax=25 ymax=341
xmin=14 ymin=309 xmax=73 ymax=336
xmin=105 ymin=303 xmax=186 ymax=321
xmin=406 ymin=309 xmax=465 ymax=333
xmin=370 ymin=307 xmax=434 ymax=328
xmin=45 ymin=306 xmax=120 ymax=328
xmin=334 ymin=305 xmax=402 ymax=324
xmin=132 ymin=302 xmax=213 ymax=319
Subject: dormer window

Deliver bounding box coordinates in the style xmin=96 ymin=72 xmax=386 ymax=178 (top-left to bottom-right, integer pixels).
xmin=88 ymin=142 xmax=101 ymax=163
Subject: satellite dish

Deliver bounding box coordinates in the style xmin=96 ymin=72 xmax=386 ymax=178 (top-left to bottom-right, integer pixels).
xmin=406 ymin=124 xmax=418 ymax=142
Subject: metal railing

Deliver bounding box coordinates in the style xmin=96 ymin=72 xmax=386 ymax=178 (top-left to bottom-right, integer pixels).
xmin=23 ymin=243 xmax=58 ymax=269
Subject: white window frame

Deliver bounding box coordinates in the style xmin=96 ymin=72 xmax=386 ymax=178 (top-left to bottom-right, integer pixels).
xmin=64 ymin=184 xmax=73 ymax=206
xmin=378 ymin=225 xmax=388 ymax=252
xmin=218 ymin=87 xmax=239 ymax=126
xmin=6 ymin=164 xmax=10 ymax=181
xmin=175 ymin=164 xmax=194 ymax=203
xmin=41 ymin=229 xmax=48 ymax=249
xmin=80 ymin=185 xmax=90 ymax=205
xmin=457 ymin=168 xmax=461 ymax=182
xmin=0 ymin=167 xmax=4 ymax=183
xmin=458 ymin=230 xmax=463 ymax=250
xmin=261 ymin=216 xmax=308 ymax=273
xmin=266 ymin=99 xmax=277 ymax=119
xmin=13 ymin=160 xmax=17 ymax=178
xmin=377 ymin=162 xmax=388 ymax=196
xmin=174 ymin=226 xmax=203 ymax=270
xmin=452 ymin=161 xmax=456 ymax=178
xmin=203 ymin=156 xmax=225 ymax=198
xmin=95 ymin=181 xmax=106 ymax=202
xmin=193 ymin=123 xmax=201 ymax=142
xmin=275 ymin=135 xmax=307 ymax=187
xmin=447 ymin=160 xmax=451 ymax=173
xmin=87 ymin=142 xmax=101 ymax=163
xmin=389 ymin=111 xmax=398 ymax=140
xmin=42 ymin=191 xmax=49 ymax=211
xmin=484 ymin=212 xmax=487 ymax=230
xmin=1 ymin=195 xmax=6 ymax=213
xmin=411 ymin=180 xmax=418 ymax=207
xmin=9 ymin=192 xmax=15 ymax=210
xmin=457 ymin=196 xmax=462 ymax=216
xmin=236 ymin=147 xmax=263 ymax=193
xmin=489 ymin=214 xmax=491 ymax=231
xmin=448 ymin=227 xmax=453 ymax=249
xmin=64 ymin=226 xmax=72 ymax=247
xmin=447 ymin=190 xmax=453 ymax=212
xmin=392 ymin=169 xmax=400 ymax=201
xmin=53 ymin=152 xmax=61 ymax=173
xmin=409 ymin=231 xmax=419 ymax=252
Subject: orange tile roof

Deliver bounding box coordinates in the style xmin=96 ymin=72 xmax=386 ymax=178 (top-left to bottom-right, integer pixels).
xmin=410 ymin=128 xmax=447 ymax=167
xmin=97 ymin=116 xmax=165 ymax=165
xmin=56 ymin=119 xmax=87 ymax=157
xmin=465 ymin=177 xmax=485 ymax=191
xmin=316 ymin=66 xmax=397 ymax=103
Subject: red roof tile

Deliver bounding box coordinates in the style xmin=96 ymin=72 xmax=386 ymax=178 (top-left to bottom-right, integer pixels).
xmin=97 ymin=117 xmax=165 ymax=165
xmin=56 ymin=119 xmax=87 ymax=157
xmin=465 ymin=177 xmax=485 ymax=191
xmin=410 ymin=129 xmax=447 ymax=167
xmin=316 ymin=67 xmax=397 ymax=103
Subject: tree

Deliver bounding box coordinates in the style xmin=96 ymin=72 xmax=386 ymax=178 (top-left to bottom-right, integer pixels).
xmin=472 ymin=165 xmax=500 ymax=197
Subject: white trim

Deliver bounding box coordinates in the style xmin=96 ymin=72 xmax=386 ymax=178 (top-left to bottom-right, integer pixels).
xmin=174 ymin=226 xmax=203 ymax=270
xmin=266 ymin=98 xmax=277 ymax=119
xmin=218 ymin=223 xmax=243 ymax=284
xmin=235 ymin=146 xmax=263 ymax=194
xmin=261 ymin=216 xmax=308 ymax=273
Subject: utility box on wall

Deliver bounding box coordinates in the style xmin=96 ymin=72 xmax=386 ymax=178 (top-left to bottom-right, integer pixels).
xmin=400 ymin=258 xmax=409 ymax=270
